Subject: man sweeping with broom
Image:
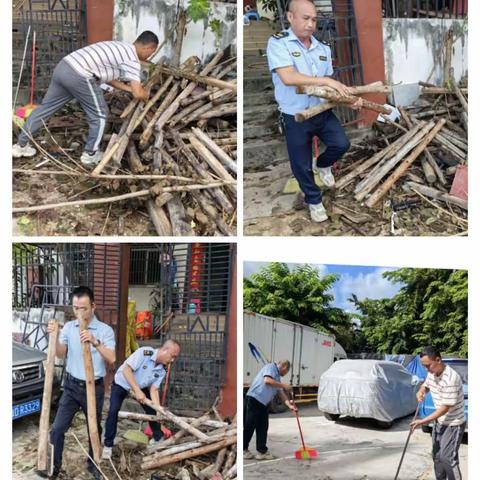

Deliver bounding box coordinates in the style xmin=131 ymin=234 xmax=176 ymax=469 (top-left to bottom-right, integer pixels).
xmin=102 ymin=339 xmax=181 ymax=459
xmin=244 ymin=360 xmax=297 ymax=460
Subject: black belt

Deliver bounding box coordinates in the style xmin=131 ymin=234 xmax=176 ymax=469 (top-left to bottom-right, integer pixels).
xmin=66 ymin=373 xmax=103 ymax=388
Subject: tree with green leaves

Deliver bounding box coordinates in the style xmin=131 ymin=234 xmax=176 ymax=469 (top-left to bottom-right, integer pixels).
xmin=243 ymin=263 xmax=358 ymax=351
xmin=350 ymin=268 xmax=468 ymax=357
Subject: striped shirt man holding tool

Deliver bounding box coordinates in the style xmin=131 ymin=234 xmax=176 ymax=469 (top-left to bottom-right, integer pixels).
xmin=13 ymin=31 xmax=159 ymax=166
xmin=410 ymin=347 xmax=466 ymax=480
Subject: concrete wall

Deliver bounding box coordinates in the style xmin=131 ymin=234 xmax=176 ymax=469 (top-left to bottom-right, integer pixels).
xmin=113 ymin=0 xmax=237 ymax=64
xmin=128 ymin=286 xmax=153 ymax=311
xmin=383 ymin=18 xmax=468 ymax=104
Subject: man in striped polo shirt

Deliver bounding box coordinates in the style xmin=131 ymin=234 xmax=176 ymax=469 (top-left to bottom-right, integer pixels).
xmin=410 ymin=347 xmax=466 ymax=480
xmin=13 ymin=31 xmax=159 ymax=166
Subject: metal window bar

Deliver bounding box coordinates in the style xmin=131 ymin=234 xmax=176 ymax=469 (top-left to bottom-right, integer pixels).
xmin=12 ymin=0 xmax=87 ymax=96
xmin=382 ymin=0 xmax=468 ymax=18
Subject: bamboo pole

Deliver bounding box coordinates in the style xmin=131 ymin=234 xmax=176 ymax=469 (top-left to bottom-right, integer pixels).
xmin=365 ymin=119 xmax=446 ymax=207
xmin=160 ymin=66 xmax=237 ymax=91
xmin=140 ymin=398 xmax=209 ymax=441
xmin=79 ymin=316 xmax=101 ymax=464
xmin=37 ymin=320 xmax=59 ymax=472
xmin=13 ymin=182 xmax=233 ymax=213
xmin=141 ymin=436 xmax=236 ymax=470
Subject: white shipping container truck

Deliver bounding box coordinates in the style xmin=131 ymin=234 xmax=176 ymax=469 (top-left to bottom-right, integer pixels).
xmin=244 ymin=312 xmax=347 ymax=408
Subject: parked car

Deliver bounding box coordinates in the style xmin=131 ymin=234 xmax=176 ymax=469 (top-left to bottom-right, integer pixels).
xmin=318 ymin=359 xmax=420 ymax=428
xmin=418 ymin=358 xmax=468 ymax=433
xmin=12 ymin=341 xmax=60 ymax=421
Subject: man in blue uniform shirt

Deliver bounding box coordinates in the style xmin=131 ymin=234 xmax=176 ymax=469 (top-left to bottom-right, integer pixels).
xmin=267 ymin=0 xmax=362 ymax=223
xmin=102 ymin=339 xmax=181 ymax=459
xmin=244 ymin=360 xmax=296 ymax=460
xmin=46 ymin=286 xmax=116 ymax=479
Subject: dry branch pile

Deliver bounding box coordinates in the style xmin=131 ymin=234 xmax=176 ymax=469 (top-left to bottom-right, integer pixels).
xmin=13 ymin=50 xmax=237 ymax=236
xmin=328 ymin=79 xmax=468 ymax=235
xmin=118 ymin=406 xmax=237 ymax=480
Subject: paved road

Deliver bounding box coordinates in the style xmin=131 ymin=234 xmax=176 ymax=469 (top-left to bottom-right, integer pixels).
xmin=244 ymin=404 xmax=468 ymax=480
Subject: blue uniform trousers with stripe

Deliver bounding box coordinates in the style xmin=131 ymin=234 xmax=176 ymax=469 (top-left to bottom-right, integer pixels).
xmin=282 ymin=109 xmax=350 ymax=205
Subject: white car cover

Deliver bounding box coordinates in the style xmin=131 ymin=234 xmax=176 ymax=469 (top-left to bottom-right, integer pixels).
xmin=317 ymin=359 xmax=420 ymax=422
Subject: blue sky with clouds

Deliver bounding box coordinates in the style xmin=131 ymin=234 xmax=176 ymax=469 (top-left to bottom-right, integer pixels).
xmin=244 ymin=262 xmax=403 ymax=313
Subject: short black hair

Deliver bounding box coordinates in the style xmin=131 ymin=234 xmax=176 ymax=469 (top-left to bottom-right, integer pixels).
xmin=135 ymin=31 xmax=159 ymax=46
xmin=420 ymin=346 xmax=441 ymax=360
xmin=72 ymin=286 xmax=95 ymax=304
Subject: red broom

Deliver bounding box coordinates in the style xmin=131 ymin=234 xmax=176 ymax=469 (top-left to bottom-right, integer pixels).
xmin=292 ymin=395 xmax=317 ymax=460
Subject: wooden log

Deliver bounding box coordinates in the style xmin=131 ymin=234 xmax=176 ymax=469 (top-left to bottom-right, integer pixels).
xmin=198 ymin=103 xmax=237 ymax=119
xmin=336 ymin=123 xmax=425 ymax=190
xmin=294 ymin=102 xmax=342 ymax=122
xmin=296 ymin=81 xmax=390 ymax=96
xmin=194 ymin=193 xmax=234 ymax=236
xmin=424 ymin=150 xmax=447 ymax=186
xmin=421 ymin=87 xmax=468 ymax=95
xmin=172 ymin=132 xmax=234 ymax=213
xmin=421 ymin=156 xmax=436 ymax=184
xmin=406 ymin=181 xmax=468 ymax=210
xmin=355 ymin=121 xmax=434 ymax=201
xmin=127 ymin=141 xmax=145 ymax=173
xmin=146 ymin=200 xmax=172 ymax=236
xmin=209 ymin=88 xmax=235 ymax=102
xmin=117 ymin=411 xmax=228 ymax=429
xmin=79 ymin=316 xmax=101 ymax=463
xmin=224 ymin=463 xmax=237 ymax=480
xmin=141 ymin=436 xmax=236 ymax=470
xmin=173 ymin=9 xmax=187 ymax=67
xmin=141 ymin=397 xmax=209 ymax=441
xmin=160 ymin=66 xmax=237 ymax=91
xmin=169 ymin=98 xmax=208 ymax=126
xmin=365 ymin=119 xmax=446 ymax=207
xmin=189 ymin=136 xmax=236 ymax=195
xmin=215 ymin=60 xmax=237 ymax=80
xmin=166 ymin=195 xmax=193 ymax=236
xmin=178 ymin=101 xmax=214 ymax=126
xmin=37 ymin=320 xmax=59 ymax=472
xmin=222 ymin=445 xmax=237 ymax=476
xmin=444 ymin=27 xmax=454 ymax=86
xmin=143 ymin=430 xmax=236 ymax=463
xmin=191 ymin=127 xmax=237 ymax=173
xmin=92 ymin=136 xmax=120 ymax=175
xmin=433 ymin=133 xmax=467 ymax=162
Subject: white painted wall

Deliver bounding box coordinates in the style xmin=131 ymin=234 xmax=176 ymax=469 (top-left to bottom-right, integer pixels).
xmin=383 ymin=18 xmax=468 ymax=87
xmin=113 ymin=0 xmax=237 ymax=64
xmin=128 ymin=286 xmax=153 ymax=311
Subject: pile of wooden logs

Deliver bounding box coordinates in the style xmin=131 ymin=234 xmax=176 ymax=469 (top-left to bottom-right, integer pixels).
xmin=118 ymin=402 xmax=237 ymax=479
xmin=14 ymin=49 xmax=237 ymax=236
xmin=335 ymin=80 xmax=468 ymax=213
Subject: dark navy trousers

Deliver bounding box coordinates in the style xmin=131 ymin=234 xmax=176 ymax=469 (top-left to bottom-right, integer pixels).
xmin=50 ymin=375 xmax=104 ymax=471
xmin=243 ymin=395 xmax=269 ymax=454
xmin=104 ymin=383 xmax=163 ymax=448
xmin=282 ymin=110 xmax=350 ymax=205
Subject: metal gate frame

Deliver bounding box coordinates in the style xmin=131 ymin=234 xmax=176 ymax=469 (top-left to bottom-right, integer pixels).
xmin=13 ymin=0 xmax=87 ymax=95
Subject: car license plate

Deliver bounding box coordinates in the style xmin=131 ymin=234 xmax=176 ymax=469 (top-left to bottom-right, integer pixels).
xmin=12 ymin=399 xmax=41 ymax=419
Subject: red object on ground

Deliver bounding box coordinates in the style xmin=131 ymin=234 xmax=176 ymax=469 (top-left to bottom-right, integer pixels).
xmin=450 ymin=164 xmax=468 ymax=201
xmin=292 ymin=397 xmax=318 ymax=460
xmin=135 ymin=311 xmax=153 ymax=339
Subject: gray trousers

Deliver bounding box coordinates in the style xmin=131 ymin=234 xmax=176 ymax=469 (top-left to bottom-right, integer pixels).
xmin=432 ymin=421 xmax=466 ymax=480
xmin=18 ymin=59 xmax=108 ymax=153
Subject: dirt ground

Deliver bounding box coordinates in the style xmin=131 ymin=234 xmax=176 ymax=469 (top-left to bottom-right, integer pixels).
xmin=244 ymin=152 xmax=467 ymax=237
xmin=13 ymin=398 xmax=185 ymax=480
xmin=244 ymin=404 xmax=468 ymax=480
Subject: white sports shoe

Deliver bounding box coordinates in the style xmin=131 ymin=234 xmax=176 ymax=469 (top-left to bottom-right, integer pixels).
xmin=309 ymin=202 xmax=328 ymax=223
xmin=315 ymin=166 xmax=335 ymax=187
xmin=255 ymin=451 xmax=276 ymax=460
xmin=80 ymin=150 xmax=103 ymax=166
xmin=12 ymin=143 xmax=36 ymax=158
xmin=149 ymin=437 xmax=164 ymax=447
xmin=101 ymin=446 xmax=112 ymax=460
xmin=243 ymin=450 xmax=255 ymax=460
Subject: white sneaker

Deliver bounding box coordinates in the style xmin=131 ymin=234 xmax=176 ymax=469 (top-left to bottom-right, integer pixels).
xmin=243 ymin=450 xmax=255 ymax=460
xmin=315 ymin=166 xmax=335 ymax=187
xmin=80 ymin=150 xmax=103 ymax=166
xmin=102 ymin=446 xmax=112 ymax=460
xmin=309 ymin=202 xmax=328 ymax=223
xmin=148 ymin=437 xmax=164 ymax=447
xmin=12 ymin=143 xmax=36 ymax=158
xmin=255 ymin=451 xmax=276 ymax=460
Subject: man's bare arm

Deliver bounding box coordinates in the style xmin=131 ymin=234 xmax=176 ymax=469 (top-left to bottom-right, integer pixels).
xmin=107 ymin=80 xmax=132 ymax=92
xmin=130 ymin=80 xmax=149 ymax=101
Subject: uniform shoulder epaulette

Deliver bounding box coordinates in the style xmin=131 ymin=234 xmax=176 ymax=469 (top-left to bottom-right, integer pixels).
xmin=143 ymin=349 xmax=154 ymax=356
xmin=272 ymin=31 xmax=289 ymax=40
xmin=320 ymin=39 xmax=331 ymax=47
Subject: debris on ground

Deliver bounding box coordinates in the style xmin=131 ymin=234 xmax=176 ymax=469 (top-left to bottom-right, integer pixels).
xmin=13 ymin=400 xmax=237 ymax=479
xmin=12 ymin=50 xmax=237 ymax=236
xmin=245 ymin=78 xmax=467 ymax=237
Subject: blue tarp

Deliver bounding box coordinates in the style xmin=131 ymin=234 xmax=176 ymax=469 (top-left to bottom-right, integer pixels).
xmin=405 ymin=355 xmax=428 ymax=381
